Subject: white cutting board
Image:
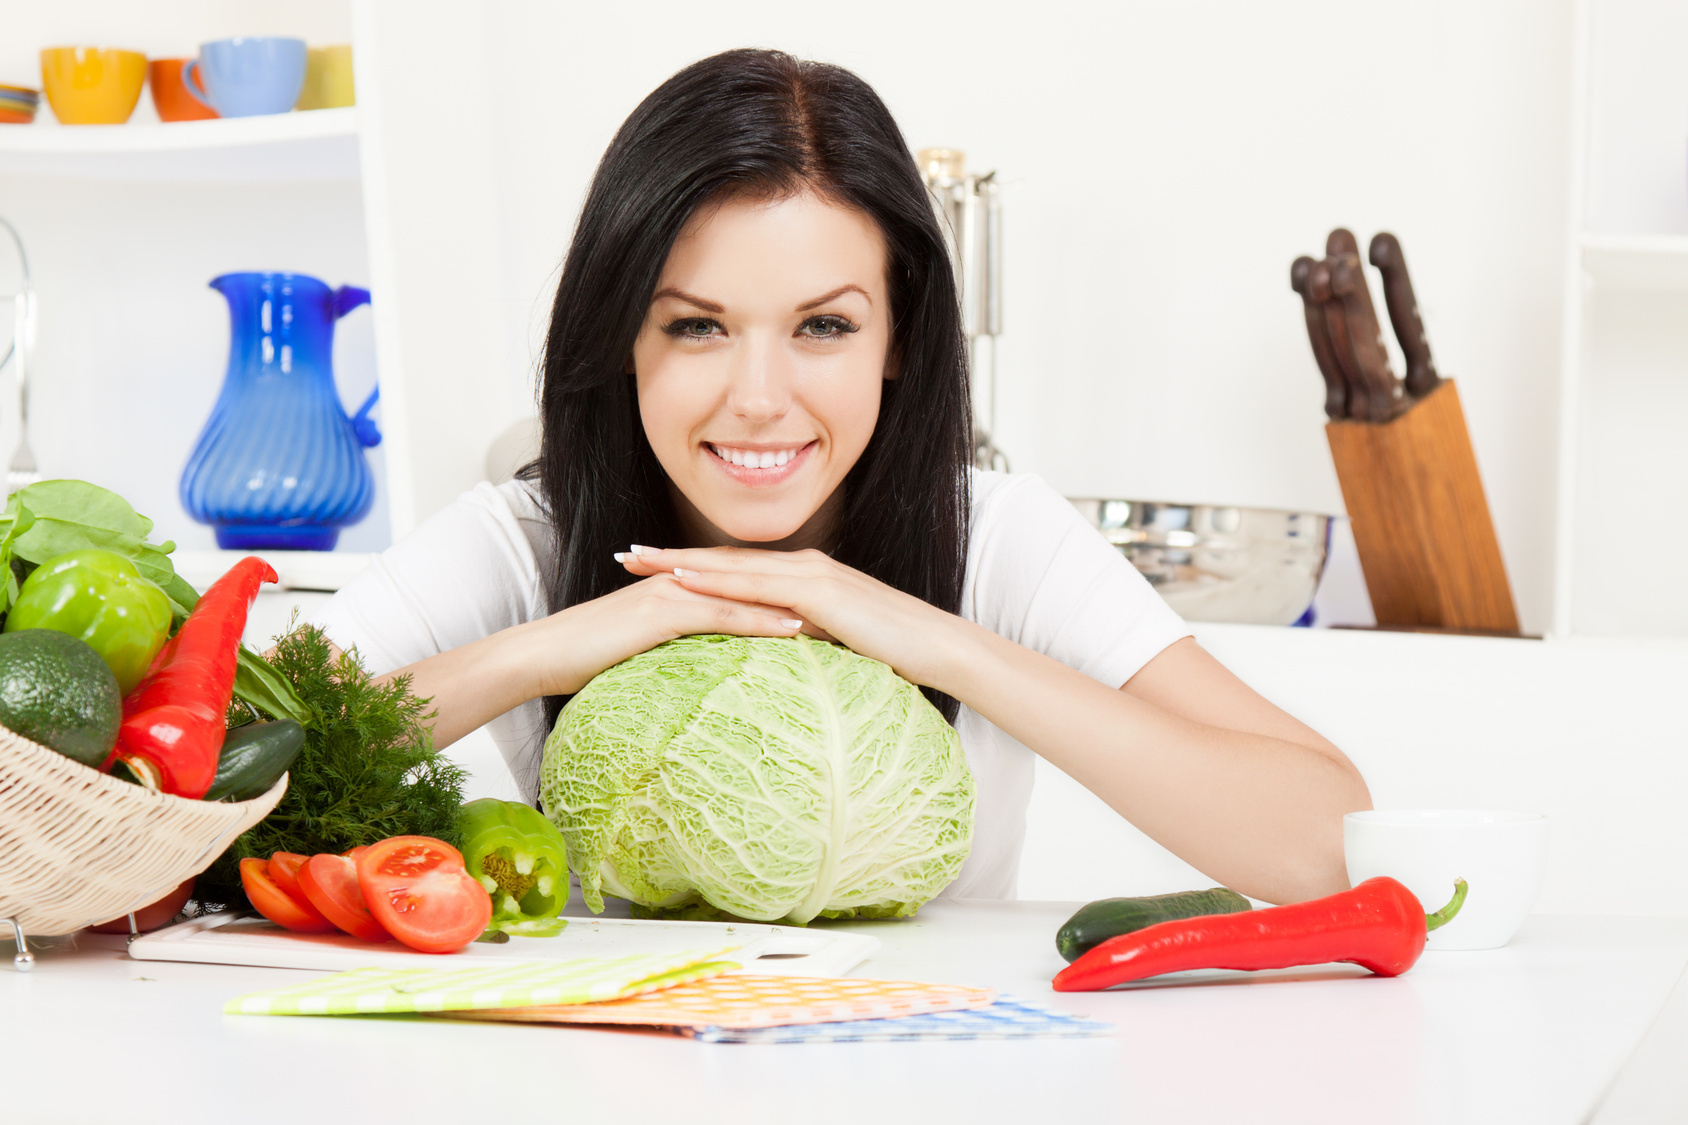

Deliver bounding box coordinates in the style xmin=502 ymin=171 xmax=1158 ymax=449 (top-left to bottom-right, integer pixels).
xmin=128 ymin=910 xmax=878 ymax=978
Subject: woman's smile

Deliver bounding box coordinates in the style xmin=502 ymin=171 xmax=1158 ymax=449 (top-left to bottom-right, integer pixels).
xmin=704 ymin=439 xmax=817 ymax=484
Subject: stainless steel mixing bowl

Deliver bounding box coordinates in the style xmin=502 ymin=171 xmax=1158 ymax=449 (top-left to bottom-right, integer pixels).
xmin=1067 ymin=499 xmax=1333 ymax=626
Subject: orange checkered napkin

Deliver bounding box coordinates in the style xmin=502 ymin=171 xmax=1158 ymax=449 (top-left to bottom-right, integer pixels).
xmin=439 ymin=974 xmax=997 ymax=1031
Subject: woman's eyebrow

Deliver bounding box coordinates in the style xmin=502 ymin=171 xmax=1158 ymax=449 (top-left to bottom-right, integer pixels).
xmin=796 ymin=284 xmax=870 ymax=311
xmin=651 ymin=287 xmax=724 ymax=312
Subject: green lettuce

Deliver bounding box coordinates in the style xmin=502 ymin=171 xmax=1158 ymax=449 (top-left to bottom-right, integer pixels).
xmin=540 ymin=634 xmax=974 ymax=924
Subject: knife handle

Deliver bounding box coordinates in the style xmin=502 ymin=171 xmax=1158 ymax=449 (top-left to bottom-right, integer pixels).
xmin=1369 ymin=232 xmax=1442 ymax=399
xmin=1326 ymin=228 xmax=1360 ymax=258
xmin=1329 ymin=252 xmax=1404 ymax=422
xmin=1309 ymin=258 xmax=1369 ymax=422
xmin=1291 ymin=256 xmax=1347 ymax=420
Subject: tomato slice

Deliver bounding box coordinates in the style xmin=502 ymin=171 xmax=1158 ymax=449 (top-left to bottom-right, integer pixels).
xmin=239 ymin=857 xmax=336 ymax=933
xmin=356 ymin=836 xmax=491 ymax=954
xmin=298 ymin=853 xmax=390 ymax=943
xmin=267 ymin=852 xmax=311 ymax=900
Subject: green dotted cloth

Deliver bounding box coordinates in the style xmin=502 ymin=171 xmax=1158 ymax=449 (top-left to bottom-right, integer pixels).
xmin=225 ymin=947 xmax=742 ymax=1016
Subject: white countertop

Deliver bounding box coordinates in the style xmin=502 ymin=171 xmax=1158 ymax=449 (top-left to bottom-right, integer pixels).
xmin=4 ymin=901 xmax=1684 ymax=1124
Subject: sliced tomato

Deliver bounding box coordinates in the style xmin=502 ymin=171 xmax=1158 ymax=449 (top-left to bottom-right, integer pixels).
xmin=239 ymin=857 xmax=336 ymax=933
xmin=267 ymin=852 xmax=311 ymax=900
xmin=298 ymin=853 xmax=390 ymax=943
xmin=356 ymin=836 xmax=491 ymax=954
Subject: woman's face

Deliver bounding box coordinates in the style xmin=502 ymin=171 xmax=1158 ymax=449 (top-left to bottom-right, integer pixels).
xmin=632 ymin=191 xmax=892 ymax=547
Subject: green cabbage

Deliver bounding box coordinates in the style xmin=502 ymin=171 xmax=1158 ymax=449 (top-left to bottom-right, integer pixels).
xmin=539 ymin=634 xmax=974 ymax=924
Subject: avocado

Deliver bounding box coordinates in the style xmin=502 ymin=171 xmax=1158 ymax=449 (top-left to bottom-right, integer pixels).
xmin=0 ymin=628 xmax=123 ymax=768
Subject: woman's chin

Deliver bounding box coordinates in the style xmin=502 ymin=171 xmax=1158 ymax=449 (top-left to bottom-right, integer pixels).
xmin=694 ymin=503 xmax=817 ymax=547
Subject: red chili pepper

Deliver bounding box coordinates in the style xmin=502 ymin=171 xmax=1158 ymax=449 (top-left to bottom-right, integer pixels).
xmin=112 ymin=556 xmax=277 ymax=799
xmin=1052 ymin=876 xmax=1467 ymax=992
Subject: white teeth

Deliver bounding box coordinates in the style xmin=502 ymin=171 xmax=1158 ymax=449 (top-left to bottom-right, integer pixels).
xmin=709 ymin=443 xmax=802 ymax=469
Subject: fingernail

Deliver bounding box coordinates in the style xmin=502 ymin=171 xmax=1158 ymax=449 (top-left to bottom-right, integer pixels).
xmin=612 ymin=552 xmax=630 ymax=563
xmin=629 ymin=544 xmax=652 ymax=556
xmin=780 ymin=618 xmax=803 ymax=629
xmin=673 ymin=567 xmax=697 ymax=578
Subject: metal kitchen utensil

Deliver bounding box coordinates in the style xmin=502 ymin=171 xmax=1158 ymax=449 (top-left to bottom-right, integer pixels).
xmin=1068 ymin=498 xmax=1332 ymax=626
xmin=0 ymin=216 xmax=38 ymax=494
xmin=1368 ymin=233 xmax=1442 ymax=400
xmin=917 ymin=148 xmax=1005 ymax=471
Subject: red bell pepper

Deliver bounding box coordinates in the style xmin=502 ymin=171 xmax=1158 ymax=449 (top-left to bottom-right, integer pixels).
xmin=112 ymin=556 xmax=277 ymax=799
xmin=1052 ymin=876 xmax=1467 ymax=992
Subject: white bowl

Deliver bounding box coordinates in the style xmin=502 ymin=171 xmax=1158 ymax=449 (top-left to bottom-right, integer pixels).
xmin=1343 ymin=809 xmax=1548 ymax=950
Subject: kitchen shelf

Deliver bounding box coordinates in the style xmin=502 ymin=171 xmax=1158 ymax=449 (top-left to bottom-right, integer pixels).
xmin=0 ymin=107 xmax=359 ymax=181
xmin=1580 ymin=234 xmax=1688 ymax=289
xmin=172 ymin=549 xmax=375 ymax=594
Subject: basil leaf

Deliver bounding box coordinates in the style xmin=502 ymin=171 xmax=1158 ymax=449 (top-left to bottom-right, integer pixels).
xmin=0 ymin=497 xmax=36 ymax=618
xmin=13 ymin=479 xmax=153 ymax=540
xmin=2 ymin=479 xmax=198 ymax=614
xmin=233 ymin=645 xmax=313 ymax=727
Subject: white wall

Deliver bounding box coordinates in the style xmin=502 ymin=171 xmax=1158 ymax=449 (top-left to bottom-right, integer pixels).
xmin=389 ymin=0 xmax=1575 ymax=634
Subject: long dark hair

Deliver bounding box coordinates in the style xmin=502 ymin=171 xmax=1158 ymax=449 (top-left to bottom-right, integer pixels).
xmin=533 ymin=48 xmax=971 ymax=735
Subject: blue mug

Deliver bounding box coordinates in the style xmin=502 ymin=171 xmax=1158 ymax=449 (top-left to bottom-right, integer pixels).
xmin=183 ymin=37 xmax=307 ymax=118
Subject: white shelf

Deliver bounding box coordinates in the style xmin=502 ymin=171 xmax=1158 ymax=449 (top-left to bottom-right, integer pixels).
xmin=171 ymin=549 xmax=375 ymax=594
xmin=1581 ymin=233 xmax=1688 ymax=289
xmin=0 ymin=107 xmax=359 ymax=181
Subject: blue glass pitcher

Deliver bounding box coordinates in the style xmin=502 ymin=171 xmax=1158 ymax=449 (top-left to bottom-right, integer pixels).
xmin=180 ymin=272 xmax=380 ymax=551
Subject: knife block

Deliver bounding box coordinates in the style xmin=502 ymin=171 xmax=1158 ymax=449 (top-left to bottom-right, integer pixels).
xmin=1325 ymin=380 xmax=1519 ymax=633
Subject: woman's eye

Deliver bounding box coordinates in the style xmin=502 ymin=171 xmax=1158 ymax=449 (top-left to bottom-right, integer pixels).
xmin=665 ymin=317 xmax=721 ymax=339
xmin=798 ymin=315 xmax=859 ymax=339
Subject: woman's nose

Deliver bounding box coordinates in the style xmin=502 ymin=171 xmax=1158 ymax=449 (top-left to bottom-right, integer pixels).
xmin=726 ymin=333 xmax=793 ymax=422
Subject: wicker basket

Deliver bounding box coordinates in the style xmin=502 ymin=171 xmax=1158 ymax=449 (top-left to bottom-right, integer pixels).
xmin=0 ymin=724 xmax=286 ymax=938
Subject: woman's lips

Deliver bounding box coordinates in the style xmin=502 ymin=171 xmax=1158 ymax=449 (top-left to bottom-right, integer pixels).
xmin=704 ymin=440 xmax=816 ymax=487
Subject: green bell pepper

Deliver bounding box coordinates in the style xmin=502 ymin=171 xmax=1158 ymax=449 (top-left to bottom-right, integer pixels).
xmin=460 ymin=798 xmax=571 ymax=937
xmin=3 ymin=548 xmax=173 ymax=694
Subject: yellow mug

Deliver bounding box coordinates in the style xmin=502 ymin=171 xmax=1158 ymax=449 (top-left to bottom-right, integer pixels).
xmin=40 ymin=46 xmax=147 ymax=125
xmin=295 ymin=45 xmax=354 ymax=111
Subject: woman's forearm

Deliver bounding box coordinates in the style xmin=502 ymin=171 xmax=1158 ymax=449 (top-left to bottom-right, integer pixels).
xmin=931 ymin=623 xmax=1371 ymax=905
xmin=377 ymin=621 xmax=554 ymax=749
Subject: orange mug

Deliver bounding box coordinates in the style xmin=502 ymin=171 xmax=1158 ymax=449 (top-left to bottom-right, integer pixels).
xmin=149 ymin=58 xmax=218 ymax=121
xmin=39 ymin=46 xmax=146 ymax=125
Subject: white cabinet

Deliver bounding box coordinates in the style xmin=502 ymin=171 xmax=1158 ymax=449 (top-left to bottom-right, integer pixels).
xmin=1555 ymin=0 xmax=1688 ymax=638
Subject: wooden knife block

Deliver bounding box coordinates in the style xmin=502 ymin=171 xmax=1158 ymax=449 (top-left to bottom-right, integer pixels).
xmin=1325 ymin=380 xmax=1519 ymax=633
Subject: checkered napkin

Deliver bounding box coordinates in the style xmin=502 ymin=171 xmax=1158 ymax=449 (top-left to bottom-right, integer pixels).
xmin=683 ymin=996 xmax=1114 ymax=1043
xmin=441 ymin=973 xmax=996 ymax=1030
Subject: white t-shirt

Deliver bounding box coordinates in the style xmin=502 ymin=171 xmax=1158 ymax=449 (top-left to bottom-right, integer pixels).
xmin=309 ymin=469 xmax=1191 ymax=899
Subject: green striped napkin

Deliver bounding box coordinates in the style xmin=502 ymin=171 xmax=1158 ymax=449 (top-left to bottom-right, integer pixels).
xmin=226 ymin=947 xmax=741 ymax=1016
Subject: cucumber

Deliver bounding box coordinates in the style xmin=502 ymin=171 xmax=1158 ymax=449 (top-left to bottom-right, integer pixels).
xmin=1055 ymin=887 xmax=1253 ymax=962
xmin=204 ymin=719 xmax=305 ymax=802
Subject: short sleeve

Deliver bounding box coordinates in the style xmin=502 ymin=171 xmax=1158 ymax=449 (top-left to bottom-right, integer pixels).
xmin=964 ymin=472 xmax=1192 ymax=688
xmin=307 ymin=479 xmax=551 ymax=676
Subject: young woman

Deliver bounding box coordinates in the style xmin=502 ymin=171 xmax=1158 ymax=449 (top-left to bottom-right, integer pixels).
xmin=311 ymin=49 xmax=1370 ymax=906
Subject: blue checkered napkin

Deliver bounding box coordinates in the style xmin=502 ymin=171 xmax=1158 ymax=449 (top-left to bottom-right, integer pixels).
xmin=681 ymin=996 xmax=1113 ymax=1043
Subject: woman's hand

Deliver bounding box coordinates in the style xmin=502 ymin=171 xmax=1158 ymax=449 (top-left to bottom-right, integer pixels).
xmin=617 ymin=544 xmax=967 ymax=689
xmin=534 ymin=569 xmax=805 ymax=697
xmin=381 ymin=568 xmax=803 ymax=748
